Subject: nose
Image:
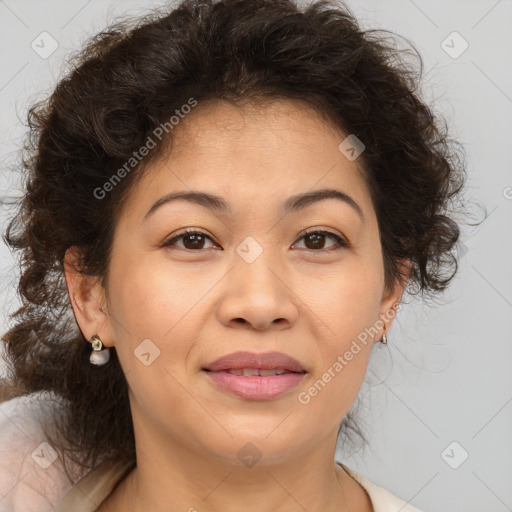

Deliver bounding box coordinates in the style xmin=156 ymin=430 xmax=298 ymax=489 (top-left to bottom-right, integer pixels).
xmin=216 ymin=255 xmax=299 ymax=331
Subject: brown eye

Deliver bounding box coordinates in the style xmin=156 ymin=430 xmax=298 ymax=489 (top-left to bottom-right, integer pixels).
xmin=181 ymin=233 xmax=207 ymax=250
xmin=162 ymin=229 xmax=347 ymax=252
xmin=293 ymin=230 xmax=347 ymax=251
xmin=162 ymin=230 xmax=217 ymax=250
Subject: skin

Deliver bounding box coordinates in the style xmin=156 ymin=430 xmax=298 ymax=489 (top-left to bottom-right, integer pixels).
xmin=65 ymin=98 xmax=410 ymax=512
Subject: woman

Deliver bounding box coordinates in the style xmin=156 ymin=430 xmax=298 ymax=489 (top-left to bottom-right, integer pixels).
xmin=0 ymin=0 xmax=467 ymax=510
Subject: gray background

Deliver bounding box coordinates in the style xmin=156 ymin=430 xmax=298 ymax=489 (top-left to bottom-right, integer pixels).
xmin=0 ymin=1 xmax=511 ymax=511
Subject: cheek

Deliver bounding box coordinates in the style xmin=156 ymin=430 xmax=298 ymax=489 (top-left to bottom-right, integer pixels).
xmin=107 ymin=264 xmax=204 ymax=419
xmin=296 ymin=261 xmax=382 ymax=415
xmin=303 ymin=255 xmax=383 ymax=338
xmin=110 ymin=250 xmax=207 ymax=330
xmin=106 ymin=256 xmax=208 ymax=377
xmin=296 ymin=337 xmax=372 ymax=433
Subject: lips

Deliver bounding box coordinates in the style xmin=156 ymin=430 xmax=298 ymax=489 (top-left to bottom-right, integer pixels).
xmin=202 ymin=350 xmax=307 ymax=374
xmin=219 ymin=368 xmax=291 ymax=376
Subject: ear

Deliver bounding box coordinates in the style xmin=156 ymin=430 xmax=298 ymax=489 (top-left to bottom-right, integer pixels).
xmin=376 ymin=259 xmax=412 ymax=342
xmin=63 ymin=246 xmax=115 ymax=347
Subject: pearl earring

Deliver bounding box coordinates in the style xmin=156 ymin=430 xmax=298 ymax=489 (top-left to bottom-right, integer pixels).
xmin=380 ymin=333 xmax=388 ymax=345
xmin=89 ymin=334 xmax=110 ymax=365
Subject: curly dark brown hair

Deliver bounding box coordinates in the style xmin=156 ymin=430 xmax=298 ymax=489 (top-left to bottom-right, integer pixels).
xmin=1 ymin=0 xmax=468 ymax=483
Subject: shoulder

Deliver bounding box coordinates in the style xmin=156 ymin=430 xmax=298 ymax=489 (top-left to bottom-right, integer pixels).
xmin=337 ymin=462 xmax=424 ymax=512
xmin=0 ymin=393 xmax=77 ymax=512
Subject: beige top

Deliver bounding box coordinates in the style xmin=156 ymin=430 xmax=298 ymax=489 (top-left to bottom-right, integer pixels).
xmin=54 ymin=459 xmax=134 ymax=512
xmin=54 ymin=460 xmax=423 ymax=512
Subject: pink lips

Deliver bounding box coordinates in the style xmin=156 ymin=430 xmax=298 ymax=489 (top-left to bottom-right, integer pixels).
xmin=202 ymin=351 xmax=307 ymax=400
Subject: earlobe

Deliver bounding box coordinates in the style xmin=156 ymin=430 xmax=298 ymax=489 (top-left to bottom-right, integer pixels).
xmin=63 ymin=246 xmax=113 ymax=347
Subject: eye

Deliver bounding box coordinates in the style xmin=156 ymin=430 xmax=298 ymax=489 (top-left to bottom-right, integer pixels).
xmin=161 ymin=228 xmax=348 ymax=252
xmin=161 ymin=228 xmax=218 ymax=250
xmin=292 ymin=229 xmax=348 ymax=252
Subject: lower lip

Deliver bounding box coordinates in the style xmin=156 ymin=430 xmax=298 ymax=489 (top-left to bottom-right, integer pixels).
xmin=203 ymin=371 xmax=306 ymax=400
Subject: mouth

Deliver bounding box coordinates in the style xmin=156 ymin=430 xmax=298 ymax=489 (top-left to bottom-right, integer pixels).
xmin=203 ymin=368 xmax=306 ymax=376
xmin=202 ymin=370 xmax=307 ymax=400
xmin=202 ymin=350 xmax=307 ymax=374
xmin=201 ymin=351 xmax=307 ymax=400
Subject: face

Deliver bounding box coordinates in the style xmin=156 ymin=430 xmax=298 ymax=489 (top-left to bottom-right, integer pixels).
xmin=67 ymin=98 xmax=406 ymax=468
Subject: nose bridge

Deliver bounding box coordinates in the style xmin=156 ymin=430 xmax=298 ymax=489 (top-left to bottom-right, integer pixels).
xmin=216 ymin=234 xmax=299 ymax=330
xmin=234 ymin=234 xmax=284 ymax=299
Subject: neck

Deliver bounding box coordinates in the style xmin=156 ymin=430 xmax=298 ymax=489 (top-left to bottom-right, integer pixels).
xmin=98 ymin=445 xmax=372 ymax=512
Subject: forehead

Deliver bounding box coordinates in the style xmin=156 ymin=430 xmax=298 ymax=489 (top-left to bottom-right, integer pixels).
xmin=118 ymin=98 xmax=373 ymax=223
xmin=167 ymin=98 xmax=349 ymax=161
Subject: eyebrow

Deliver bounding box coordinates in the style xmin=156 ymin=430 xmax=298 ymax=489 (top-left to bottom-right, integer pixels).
xmin=143 ymin=188 xmax=365 ymax=223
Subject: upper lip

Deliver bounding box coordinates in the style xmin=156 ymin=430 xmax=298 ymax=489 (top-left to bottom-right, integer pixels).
xmin=203 ymin=351 xmax=307 ymax=373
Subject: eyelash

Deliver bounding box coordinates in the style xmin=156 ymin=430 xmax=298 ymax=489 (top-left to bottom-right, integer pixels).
xmin=161 ymin=228 xmax=348 ymax=253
